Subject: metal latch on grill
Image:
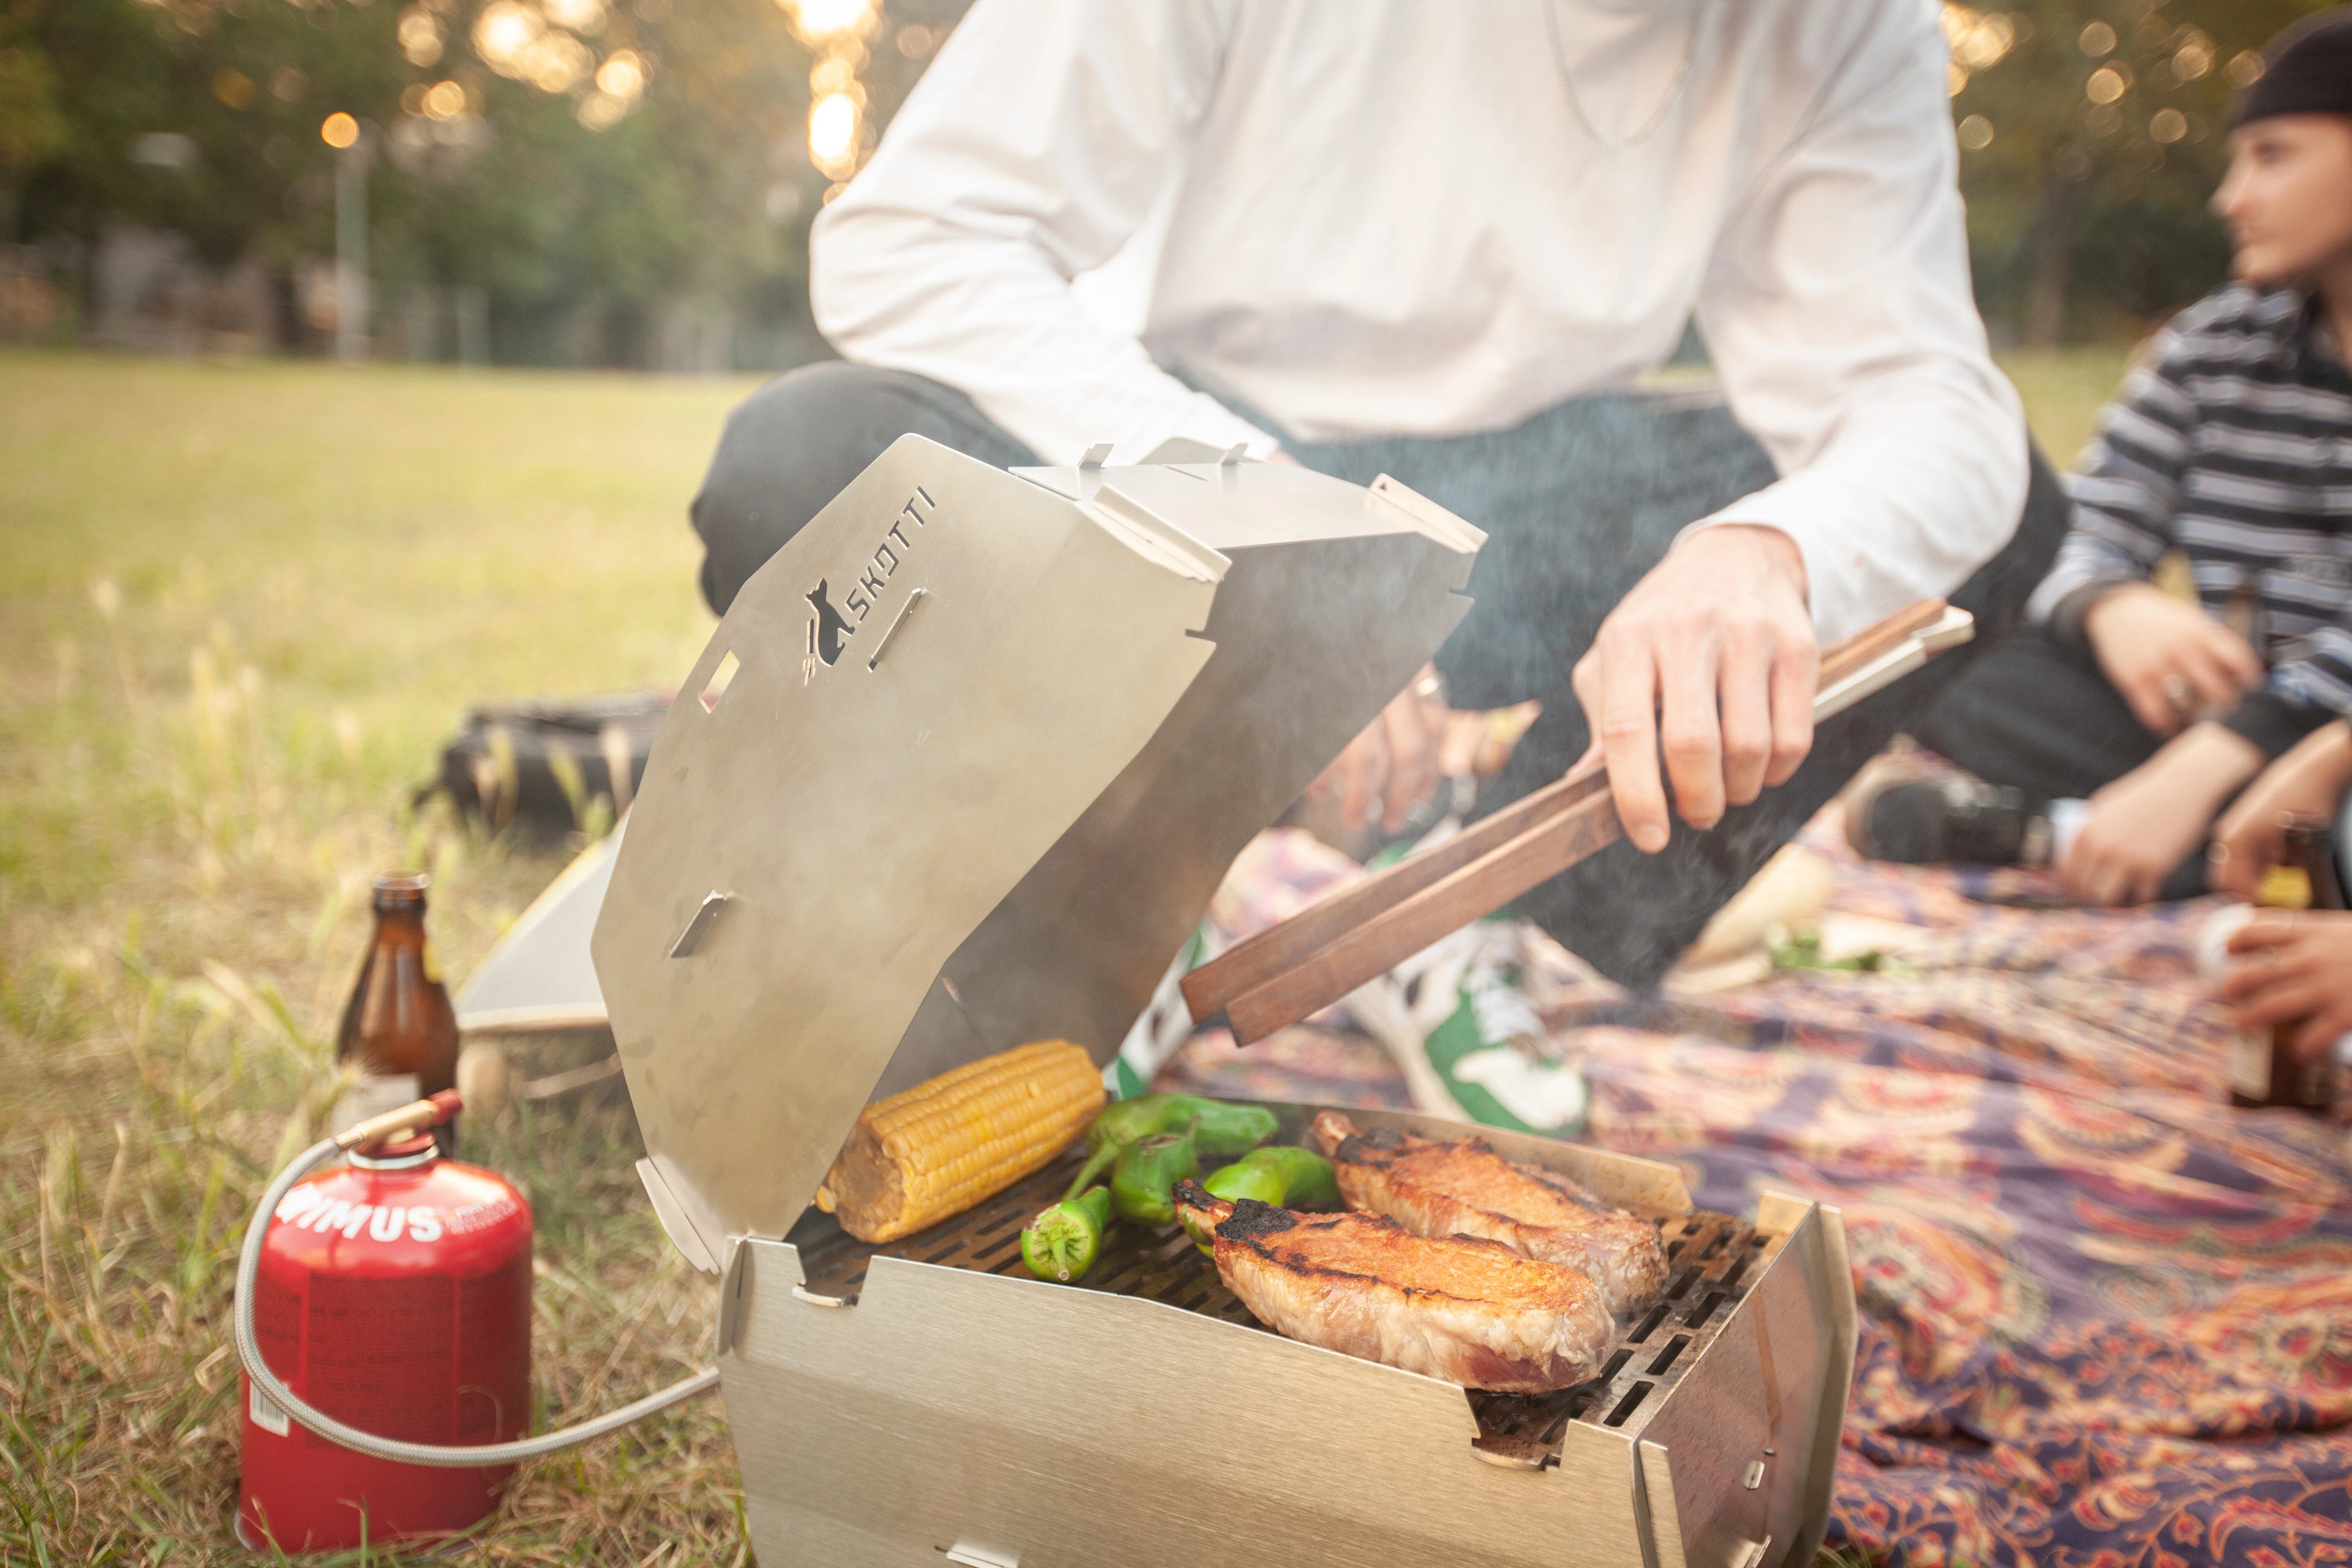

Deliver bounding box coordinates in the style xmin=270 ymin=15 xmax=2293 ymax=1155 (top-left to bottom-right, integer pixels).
xmin=940 ymin=1540 xmax=1018 ymax=1568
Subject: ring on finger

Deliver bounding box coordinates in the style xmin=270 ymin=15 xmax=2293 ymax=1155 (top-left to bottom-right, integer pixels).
xmin=2162 ymin=674 xmax=2194 ymax=714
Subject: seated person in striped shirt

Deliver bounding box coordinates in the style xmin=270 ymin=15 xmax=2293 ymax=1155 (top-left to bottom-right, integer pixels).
xmin=1850 ymin=10 xmax=2352 ymax=907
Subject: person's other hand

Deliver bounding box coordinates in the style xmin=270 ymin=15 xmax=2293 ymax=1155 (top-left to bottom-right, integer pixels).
xmin=2060 ymin=722 xmax=2264 ymax=904
xmin=1308 ymin=666 xmax=1449 ymax=834
xmin=1572 ymin=524 xmax=1814 ymax=853
xmin=2208 ymin=722 xmax=2352 ymax=901
xmin=2081 ymin=582 xmax=2263 ymax=738
xmin=2222 ymin=910 xmax=2352 ymax=1058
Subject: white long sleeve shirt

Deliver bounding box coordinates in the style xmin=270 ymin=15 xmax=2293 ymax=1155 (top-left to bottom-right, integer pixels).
xmin=811 ymin=0 xmax=2028 ymax=642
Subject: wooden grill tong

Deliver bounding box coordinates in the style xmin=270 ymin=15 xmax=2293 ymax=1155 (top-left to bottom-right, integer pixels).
xmin=1181 ymin=598 xmax=1976 ymax=1044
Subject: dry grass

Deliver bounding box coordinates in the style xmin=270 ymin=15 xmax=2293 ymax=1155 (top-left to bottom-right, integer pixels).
xmin=0 ymin=346 xmax=2122 ymax=1566
xmin=1 ymin=349 xmax=752 ymax=1563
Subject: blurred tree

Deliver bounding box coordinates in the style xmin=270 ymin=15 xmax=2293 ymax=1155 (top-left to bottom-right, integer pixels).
xmin=1946 ymin=0 xmax=2332 ymax=346
xmin=0 ymin=37 xmax=69 ymax=192
xmin=53 ymin=0 xmax=2324 ymax=361
xmin=0 ymin=0 xmax=979 ymax=361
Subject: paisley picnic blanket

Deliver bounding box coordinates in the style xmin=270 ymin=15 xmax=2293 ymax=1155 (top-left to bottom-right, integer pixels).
xmin=1155 ymin=816 xmax=2352 ymax=1568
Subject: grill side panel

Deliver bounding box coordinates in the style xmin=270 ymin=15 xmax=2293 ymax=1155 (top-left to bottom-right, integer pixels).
xmin=1630 ymin=1202 xmax=1854 ymax=1568
xmin=725 ymin=1237 xmax=1649 ymax=1568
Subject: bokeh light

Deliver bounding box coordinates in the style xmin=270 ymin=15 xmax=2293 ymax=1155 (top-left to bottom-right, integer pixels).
xmin=398 ymin=8 xmax=444 ymax=68
xmin=778 ymin=0 xmax=876 ymax=45
xmin=423 ymin=80 xmax=468 ymax=119
xmin=2172 ymin=31 xmax=2214 ymax=81
xmin=2078 ymin=21 xmax=2117 ymax=57
xmin=527 ymin=32 xmax=592 ymax=92
xmin=2086 ymin=64 xmax=2127 ymax=105
xmin=809 ymin=91 xmax=858 ymax=173
xmin=1958 ymin=114 xmax=1994 ymax=151
xmin=542 ymin=0 xmax=607 ymax=36
xmin=473 ymin=1 xmax=543 ymax=77
xmin=1940 ymin=6 xmax=2013 ymax=97
xmin=320 ymin=111 xmax=359 ymax=149
xmin=595 ymin=50 xmax=644 ymax=100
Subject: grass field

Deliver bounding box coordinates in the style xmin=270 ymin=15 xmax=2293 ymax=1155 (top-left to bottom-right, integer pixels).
xmin=0 ymin=346 xmax=2124 ymax=1564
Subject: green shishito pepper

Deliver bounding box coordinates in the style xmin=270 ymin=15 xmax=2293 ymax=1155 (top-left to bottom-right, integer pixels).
xmin=1061 ymin=1093 xmax=1278 ymax=1202
xmin=1186 ymin=1146 xmax=1341 ymax=1251
xmin=1019 ymin=1186 xmax=1114 ymax=1284
xmin=1210 ymin=1146 xmax=1340 ymax=1210
xmin=1110 ymin=1120 xmax=1200 ymax=1226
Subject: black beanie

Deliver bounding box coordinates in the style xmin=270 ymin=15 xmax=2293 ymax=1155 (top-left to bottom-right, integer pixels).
xmin=2233 ymin=8 xmax=2352 ymax=126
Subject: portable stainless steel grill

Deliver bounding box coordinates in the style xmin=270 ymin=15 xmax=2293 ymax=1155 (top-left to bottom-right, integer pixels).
xmin=589 ymin=435 xmax=1858 ymax=1568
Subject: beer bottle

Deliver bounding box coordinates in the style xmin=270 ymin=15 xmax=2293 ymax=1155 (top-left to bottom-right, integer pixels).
xmin=2282 ymin=813 xmax=2348 ymax=913
xmin=334 ymin=872 xmax=462 ymax=1153
xmin=2228 ymin=814 xmax=2344 ymax=1112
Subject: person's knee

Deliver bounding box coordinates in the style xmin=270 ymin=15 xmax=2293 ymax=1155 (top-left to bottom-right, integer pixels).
xmin=690 ymin=363 xmax=1027 ymax=615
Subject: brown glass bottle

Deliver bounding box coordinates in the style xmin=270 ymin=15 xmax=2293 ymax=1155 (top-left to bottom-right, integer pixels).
xmin=335 ymin=872 xmax=462 ymax=1153
xmin=2229 ymin=815 xmax=2343 ymax=1111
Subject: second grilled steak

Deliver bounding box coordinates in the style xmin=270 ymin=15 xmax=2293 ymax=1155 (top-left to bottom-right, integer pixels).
xmin=1311 ymin=1112 xmax=1668 ymax=1313
xmin=1172 ymin=1182 xmax=1613 ymax=1392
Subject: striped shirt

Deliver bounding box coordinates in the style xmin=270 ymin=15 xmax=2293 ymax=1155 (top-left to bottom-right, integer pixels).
xmin=2029 ymin=284 xmax=2352 ymax=754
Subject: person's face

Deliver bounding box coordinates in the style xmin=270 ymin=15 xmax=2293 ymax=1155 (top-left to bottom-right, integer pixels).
xmin=2213 ymin=114 xmax=2352 ymax=288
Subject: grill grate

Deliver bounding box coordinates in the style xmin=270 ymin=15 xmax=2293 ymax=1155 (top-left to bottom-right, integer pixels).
xmin=792 ymin=1149 xmax=1780 ymax=1465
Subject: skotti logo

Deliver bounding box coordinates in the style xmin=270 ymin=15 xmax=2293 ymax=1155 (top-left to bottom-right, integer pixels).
xmin=804 ymin=484 xmax=939 ymax=683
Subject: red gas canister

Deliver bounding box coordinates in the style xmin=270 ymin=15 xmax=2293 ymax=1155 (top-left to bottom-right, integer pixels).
xmin=237 ymin=1131 xmax=532 ymax=1551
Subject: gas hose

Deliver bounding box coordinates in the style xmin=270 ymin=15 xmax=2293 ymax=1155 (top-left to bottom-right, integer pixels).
xmin=233 ymin=1096 xmax=720 ymax=1468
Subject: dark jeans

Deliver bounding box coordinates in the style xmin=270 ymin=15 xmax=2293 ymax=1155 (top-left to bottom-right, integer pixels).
xmin=691 ymin=364 xmax=2071 ymax=988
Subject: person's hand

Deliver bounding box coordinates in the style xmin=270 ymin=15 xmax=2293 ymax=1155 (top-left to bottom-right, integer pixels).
xmin=2059 ymin=722 xmax=2264 ymax=904
xmin=1308 ymin=666 xmax=1449 ymax=834
xmin=2081 ymin=582 xmax=2264 ymax=738
xmin=2208 ymin=722 xmax=2352 ymax=902
xmin=1572 ymin=524 xmax=1814 ymax=853
xmin=2221 ymin=910 xmax=2352 ymax=1058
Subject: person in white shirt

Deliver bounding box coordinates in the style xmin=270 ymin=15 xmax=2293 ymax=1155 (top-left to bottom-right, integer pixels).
xmin=689 ymin=0 xmax=2067 ymax=986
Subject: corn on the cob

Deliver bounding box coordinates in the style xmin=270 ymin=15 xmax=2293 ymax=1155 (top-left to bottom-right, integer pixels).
xmin=815 ymin=1039 xmax=1104 ymax=1243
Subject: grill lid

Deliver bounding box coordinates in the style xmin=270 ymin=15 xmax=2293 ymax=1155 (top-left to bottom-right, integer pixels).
xmin=592 ymin=434 xmax=1480 ymax=1261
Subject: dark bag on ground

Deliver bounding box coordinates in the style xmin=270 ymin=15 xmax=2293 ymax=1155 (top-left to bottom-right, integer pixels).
xmin=424 ymin=693 xmax=667 ymax=840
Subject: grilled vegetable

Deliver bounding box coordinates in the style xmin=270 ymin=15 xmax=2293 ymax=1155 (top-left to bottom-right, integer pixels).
xmin=1087 ymin=1093 xmax=1279 ymax=1159
xmin=1186 ymin=1147 xmax=1340 ymax=1250
xmin=814 ymin=1039 xmax=1104 ymax=1243
xmin=1020 ymin=1186 xmax=1114 ymax=1283
xmin=1110 ymin=1118 xmax=1200 ymax=1226
xmin=1065 ymin=1093 xmax=1277 ymax=1200
xmin=1201 ymin=1159 xmax=1286 ymax=1207
xmin=1210 ymin=1146 xmax=1340 ymax=1209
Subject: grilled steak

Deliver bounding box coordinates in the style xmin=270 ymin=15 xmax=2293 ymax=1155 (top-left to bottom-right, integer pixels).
xmin=1172 ymin=1181 xmax=1612 ymax=1392
xmin=1311 ymin=1112 xmax=1667 ymax=1313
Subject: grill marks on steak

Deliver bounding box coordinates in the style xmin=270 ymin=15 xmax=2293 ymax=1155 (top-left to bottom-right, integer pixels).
xmin=1172 ymin=1182 xmax=1613 ymax=1393
xmin=1311 ymin=1112 xmax=1668 ymax=1314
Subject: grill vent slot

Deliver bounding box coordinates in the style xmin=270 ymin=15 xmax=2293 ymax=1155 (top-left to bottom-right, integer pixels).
xmin=1624 ymin=1303 xmax=1671 ymax=1345
xmin=1603 ymin=1382 xmax=1654 ymax=1428
xmin=1685 ymin=1289 xmax=1730 ymax=1329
